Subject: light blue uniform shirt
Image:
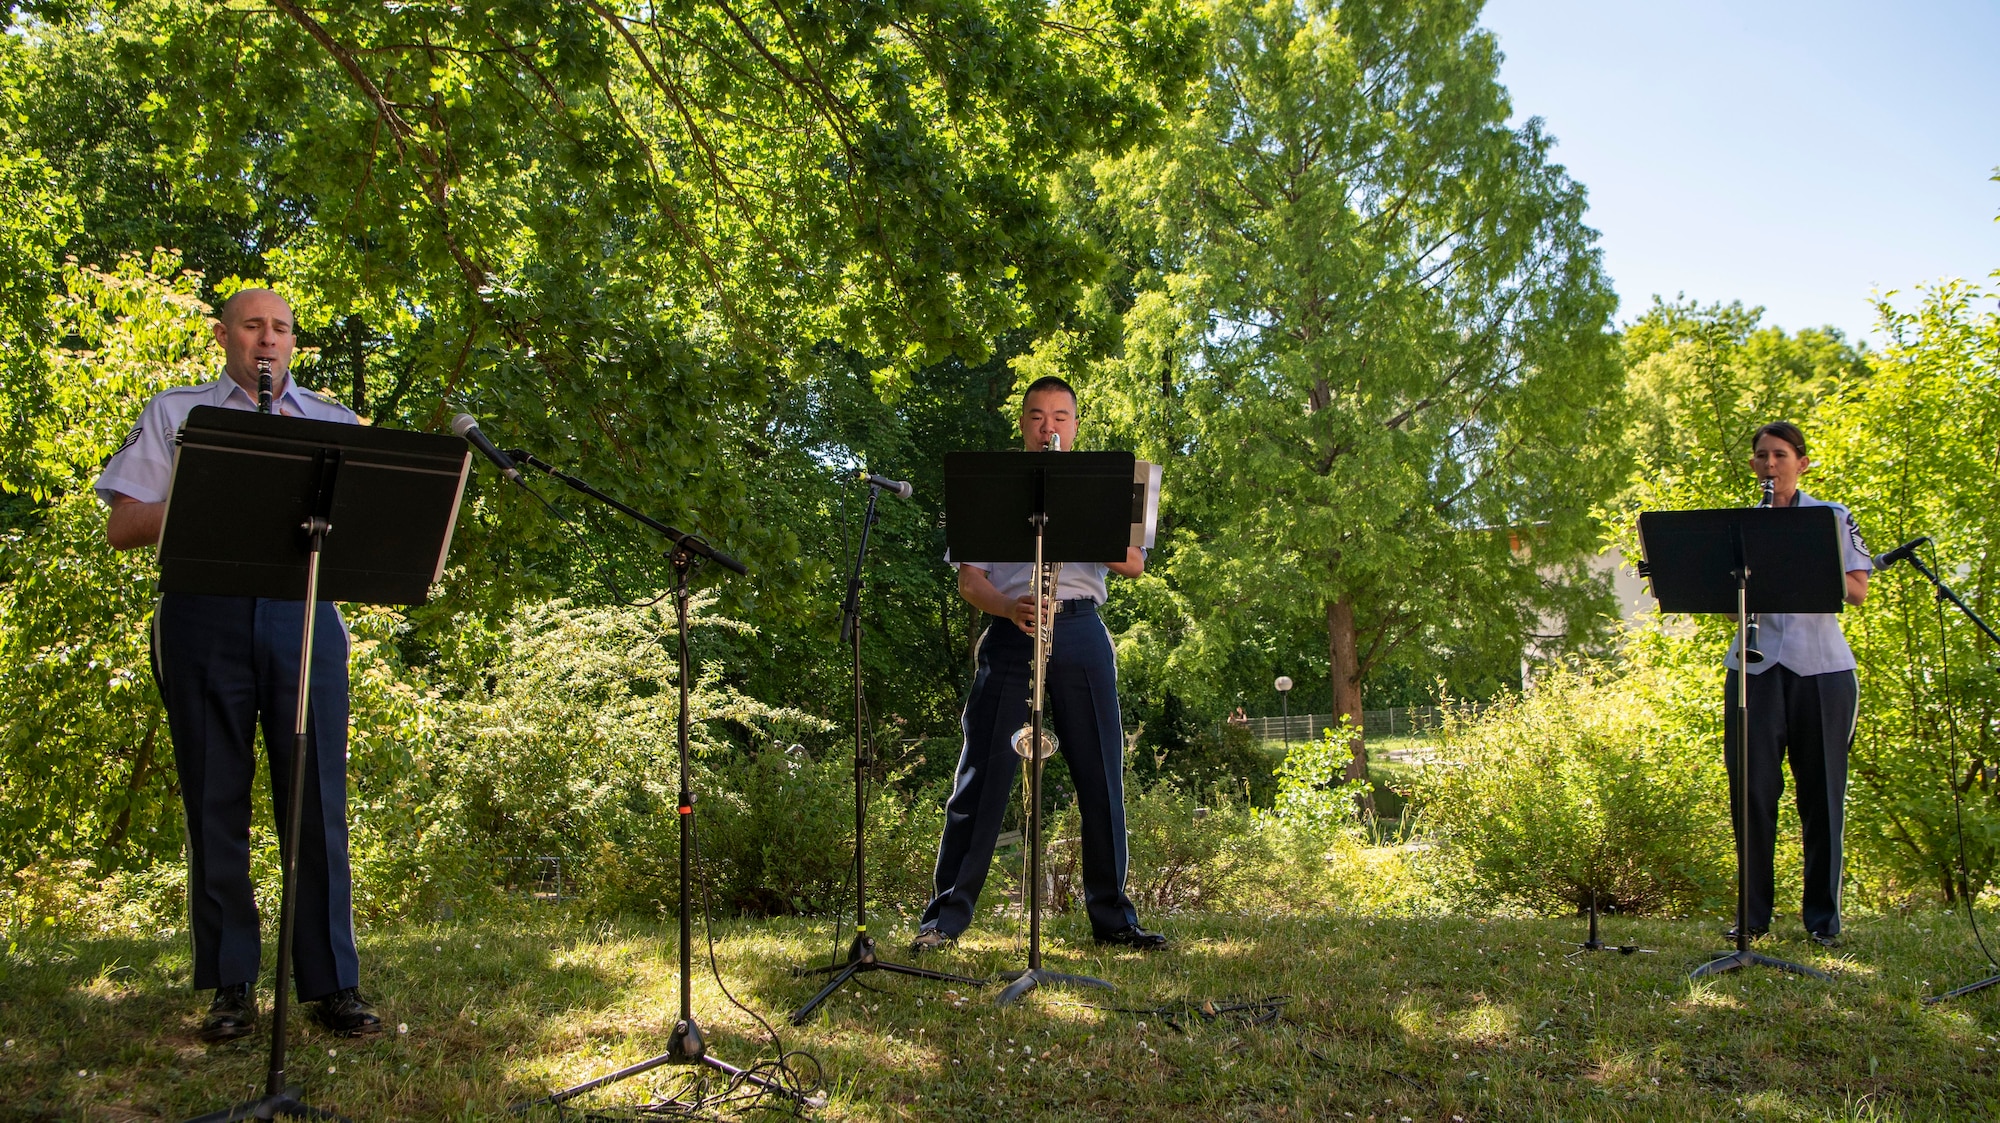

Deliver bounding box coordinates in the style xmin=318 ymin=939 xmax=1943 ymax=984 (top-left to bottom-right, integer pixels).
xmin=1724 ymin=490 xmax=1872 ymax=677
xmin=96 ymin=376 xmax=359 ymax=506
xmin=955 ymin=559 xmax=1113 ymax=606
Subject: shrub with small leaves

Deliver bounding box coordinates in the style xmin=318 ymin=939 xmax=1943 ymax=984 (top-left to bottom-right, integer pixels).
xmin=1410 ymin=651 xmax=1732 ymax=916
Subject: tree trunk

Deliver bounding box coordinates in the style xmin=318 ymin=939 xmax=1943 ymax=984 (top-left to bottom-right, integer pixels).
xmin=1327 ymin=597 xmax=1374 ymax=818
xmin=347 ymin=314 xmax=368 ymax=415
xmin=104 ymin=713 xmax=162 ymax=851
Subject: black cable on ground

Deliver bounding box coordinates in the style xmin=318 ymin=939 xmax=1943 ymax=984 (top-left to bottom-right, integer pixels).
xmin=692 ymin=804 xmax=827 ymax=1114
xmin=1074 ymin=995 xmax=1292 ymax=1035
xmin=545 ymin=782 xmax=827 ymax=1119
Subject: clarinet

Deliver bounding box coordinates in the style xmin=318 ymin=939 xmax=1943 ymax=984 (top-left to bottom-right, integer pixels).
xmin=1742 ymin=477 xmax=1775 ymax=664
xmin=256 ymin=356 xmax=273 ymax=414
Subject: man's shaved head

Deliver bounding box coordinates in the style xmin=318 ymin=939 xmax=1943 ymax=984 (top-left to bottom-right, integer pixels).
xmin=217 ymin=287 xmax=293 ymax=326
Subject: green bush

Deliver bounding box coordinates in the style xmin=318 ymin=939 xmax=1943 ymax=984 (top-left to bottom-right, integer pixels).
xmin=1042 ymin=730 xmax=1433 ymax=919
xmin=1409 ymin=653 xmax=1733 ymax=916
xmin=1047 ymin=784 xmax=1282 ymax=916
xmin=407 ymin=594 xmax=839 ymax=917
xmin=699 ymin=748 xmax=945 ymax=919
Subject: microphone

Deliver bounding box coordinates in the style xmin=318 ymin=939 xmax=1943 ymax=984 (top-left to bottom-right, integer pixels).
xmin=1873 ymin=536 xmax=1930 ymax=571
xmin=862 ymin=473 xmax=913 ymax=499
xmin=256 ymin=357 xmax=273 ymax=415
xmin=452 ymin=413 xmax=523 ymax=484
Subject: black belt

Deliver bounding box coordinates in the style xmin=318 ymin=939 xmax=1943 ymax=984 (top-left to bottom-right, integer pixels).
xmin=987 ymin=598 xmax=1098 ymax=629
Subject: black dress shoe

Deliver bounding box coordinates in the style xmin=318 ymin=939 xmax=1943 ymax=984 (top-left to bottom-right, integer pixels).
xmin=200 ymin=982 xmax=257 ymax=1043
xmin=1095 ymin=924 xmax=1168 ymax=950
xmin=311 ymin=987 xmax=383 ymax=1037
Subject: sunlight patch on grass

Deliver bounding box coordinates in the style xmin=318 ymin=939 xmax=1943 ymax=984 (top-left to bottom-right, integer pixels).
xmin=1682 ymin=983 xmax=1746 ymax=1009
xmin=1444 ymin=999 xmax=1519 ymax=1045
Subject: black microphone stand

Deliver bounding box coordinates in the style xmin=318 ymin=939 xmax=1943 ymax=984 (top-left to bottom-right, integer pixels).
xmin=1691 ymin=543 xmax=1830 ymax=982
xmin=502 ymin=453 xmax=815 ymax=1113
xmin=789 ymin=482 xmax=986 ymax=1024
xmin=186 ymin=451 xmax=347 ymax=1123
xmin=1900 ymin=550 xmax=2000 ymax=1004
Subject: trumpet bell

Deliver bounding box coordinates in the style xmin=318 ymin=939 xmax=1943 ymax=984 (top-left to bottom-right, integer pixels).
xmin=1011 ymin=723 xmax=1059 ymax=760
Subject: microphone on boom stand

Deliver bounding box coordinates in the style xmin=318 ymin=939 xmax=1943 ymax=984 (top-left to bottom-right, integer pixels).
xmin=1873 ymin=536 xmax=1931 ymax=571
xmin=256 ymin=357 xmax=273 ymax=415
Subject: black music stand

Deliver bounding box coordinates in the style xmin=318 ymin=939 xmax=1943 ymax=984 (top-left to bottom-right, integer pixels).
xmin=788 ymin=480 xmax=987 ymax=1025
xmin=944 ymin=451 xmax=1133 ymax=1007
xmin=163 ymin=406 xmax=468 ymax=1122
xmin=1638 ymin=505 xmax=1843 ymax=982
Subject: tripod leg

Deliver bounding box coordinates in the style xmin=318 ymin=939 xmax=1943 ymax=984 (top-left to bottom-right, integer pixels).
xmin=996 ymin=972 xmax=1040 ymax=1007
xmin=790 ymin=961 xmax=865 ymax=1025
xmin=1926 ymin=973 xmax=2000 ymax=1004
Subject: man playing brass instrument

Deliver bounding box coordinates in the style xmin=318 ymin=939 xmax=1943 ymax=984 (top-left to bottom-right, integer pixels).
xmin=912 ymin=376 xmax=1167 ymax=952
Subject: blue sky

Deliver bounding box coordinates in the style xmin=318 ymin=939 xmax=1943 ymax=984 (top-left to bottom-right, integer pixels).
xmin=1479 ymin=0 xmax=2000 ymax=345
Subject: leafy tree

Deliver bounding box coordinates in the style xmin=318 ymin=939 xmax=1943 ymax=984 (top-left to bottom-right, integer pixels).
xmin=0 ymin=256 xmax=213 ymax=873
xmin=1619 ymin=296 xmax=1869 ymax=520
xmin=5 ymin=0 xmax=1203 ymax=624
xmin=1061 ymin=0 xmax=1624 ymax=801
xmin=1816 ymin=281 xmax=2000 ymax=904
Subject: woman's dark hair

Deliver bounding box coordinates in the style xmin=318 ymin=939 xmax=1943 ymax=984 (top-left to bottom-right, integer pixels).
xmin=1751 ymin=421 xmax=1807 ymax=458
xmin=1022 ymin=375 xmax=1078 ymax=408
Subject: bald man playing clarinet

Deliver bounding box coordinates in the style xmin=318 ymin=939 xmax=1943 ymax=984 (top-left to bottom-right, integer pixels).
xmin=99 ymin=289 xmax=383 ymax=1042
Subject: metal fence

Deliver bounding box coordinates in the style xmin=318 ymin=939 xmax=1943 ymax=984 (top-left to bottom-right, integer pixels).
xmin=1242 ymin=704 xmax=1486 ymax=744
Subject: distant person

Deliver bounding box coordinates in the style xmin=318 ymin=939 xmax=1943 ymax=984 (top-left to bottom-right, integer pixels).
xmin=1723 ymin=421 xmax=1871 ymax=947
xmin=1229 ymin=706 xmax=1250 ymax=727
xmin=98 ymin=288 xmax=382 ymax=1041
xmin=912 ymin=376 xmax=1166 ymax=952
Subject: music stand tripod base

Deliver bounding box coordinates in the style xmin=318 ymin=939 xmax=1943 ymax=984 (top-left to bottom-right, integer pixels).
xmin=996 ymin=966 xmax=1113 ymax=1007
xmin=1691 ymin=947 xmax=1831 ymax=981
xmin=184 ymin=1088 xmax=347 ymax=1123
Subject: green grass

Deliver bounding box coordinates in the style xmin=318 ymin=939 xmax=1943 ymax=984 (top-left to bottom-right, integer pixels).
xmin=7 ymin=905 xmax=2000 ymax=1121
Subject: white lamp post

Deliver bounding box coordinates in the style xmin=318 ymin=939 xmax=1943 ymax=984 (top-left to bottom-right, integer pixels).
xmin=1274 ymin=675 xmax=1294 ymax=750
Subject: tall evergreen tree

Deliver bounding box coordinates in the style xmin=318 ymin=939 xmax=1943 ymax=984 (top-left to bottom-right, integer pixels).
xmin=1066 ymin=0 xmax=1624 ymax=801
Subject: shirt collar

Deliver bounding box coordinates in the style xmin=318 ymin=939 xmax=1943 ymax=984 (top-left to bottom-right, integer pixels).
xmin=216 ymin=374 xmax=309 ymax=414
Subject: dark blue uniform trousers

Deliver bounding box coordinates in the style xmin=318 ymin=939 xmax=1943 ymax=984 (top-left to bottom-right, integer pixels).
xmin=154 ymin=593 xmax=360 ymax=999
xmin=1723 ymin=665 xmax=1858 ymax=938
xmin=920 ymin=605 xmax=1140 ymax=938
